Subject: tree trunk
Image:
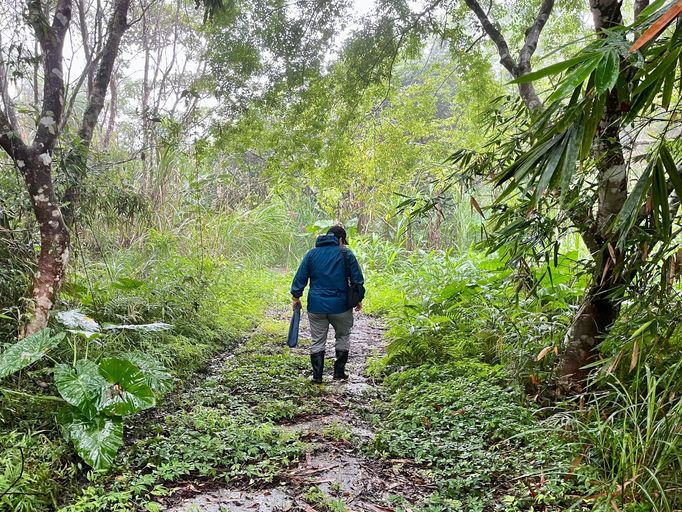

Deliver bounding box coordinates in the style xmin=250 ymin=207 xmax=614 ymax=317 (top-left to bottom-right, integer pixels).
xmin=141 ymin=0 xmax=154 ymax=196
xmin=462 ymin=0 xmax=553 ymax=112
xmin=103 ymin=72 xmax=118 ymax=149
xmin=21 ymin=159 xmax=70 ymax=337
xmin=559 ymin=0 xmax=626 ymax=389
xmin=559 ymin=281 xmax=620 ymax=390
xmin=1 ymin=0 xmax=129 ymax=335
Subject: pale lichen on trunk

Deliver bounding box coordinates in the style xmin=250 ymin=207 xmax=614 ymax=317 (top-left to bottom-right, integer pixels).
xmin=21 ymin=159 xmax=71 ymax=337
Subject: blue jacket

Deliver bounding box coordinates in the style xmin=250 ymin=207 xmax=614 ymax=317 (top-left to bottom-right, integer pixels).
xmin=291 ymin=234 xmax=366 ymax=314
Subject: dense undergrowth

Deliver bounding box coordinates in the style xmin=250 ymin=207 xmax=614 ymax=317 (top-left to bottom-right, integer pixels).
xmin=372 ymin=363 xmax=584 ymax=511
xmin=0 ymin=204 xmax=309 ymax=511
xmin=361 ymin=239 xmax=682 ymax=511
xmin=1 ymin=209 xmax=681 ymax=511
xmin=60 ymin=316 xmax=323 ymax=512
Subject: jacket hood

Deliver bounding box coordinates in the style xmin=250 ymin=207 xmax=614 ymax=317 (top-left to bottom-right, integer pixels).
xmin=315 ymin=234 xmax=340 ymax=247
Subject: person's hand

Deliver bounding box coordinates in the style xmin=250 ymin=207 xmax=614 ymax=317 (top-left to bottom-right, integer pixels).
xmin=292 ymin=296 xmax=301 ymax=310
xmin=354 ymin=302 xmax=363 ymax=312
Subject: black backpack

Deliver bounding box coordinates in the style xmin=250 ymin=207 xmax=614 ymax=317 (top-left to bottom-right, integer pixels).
xmin=341 ymin=247 xmax=361 ymax=309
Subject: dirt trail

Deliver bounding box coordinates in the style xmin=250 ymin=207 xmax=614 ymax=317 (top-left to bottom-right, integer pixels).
xmin=165 ymin=313 xmax=432 ymax=512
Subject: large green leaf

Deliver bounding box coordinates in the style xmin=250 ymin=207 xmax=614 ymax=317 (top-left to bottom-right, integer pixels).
xmin=98 ymin=358 xmax=156 ymax=416
xmin=120 ymin=351 xmax=175 ymax=394
xmin=0 ymin=329 xmax=66 ymax=380
xmin=54 ymin=360 xmax=108 ymax=416
xmin=60 ymin=410 xmax=123 ymax=470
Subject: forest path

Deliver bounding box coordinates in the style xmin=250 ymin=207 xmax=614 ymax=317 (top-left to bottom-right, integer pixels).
xmin=164 ymin=311 xmax=432 ymax=511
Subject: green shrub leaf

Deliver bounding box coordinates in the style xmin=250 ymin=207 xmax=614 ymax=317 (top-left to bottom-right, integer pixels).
xmin=98 ymin=358 xmax=156 ymax=416
xmin=0 ymin=329 xmax=66 ymax=380
xmin=121 ymin=351 xmax=174 ymax=393
xmin=60 ymin=410 xmax=123 ymax=470
xmin=54 ymin=360 xmax=108 ymax=416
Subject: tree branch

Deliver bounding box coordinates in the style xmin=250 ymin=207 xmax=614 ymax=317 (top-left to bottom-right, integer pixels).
xmin=78 ymin=0 xmax=132 ymax=147
xmin=462 ymin=0 xmax=517 ymax=75
xmin=31 ymin=0 xmax=72 ymax=151
xmin=518 ymin=0 xmax=555 ymax=71
xmin=0 ymin=107 xmax=29 ymax=162
xmin=462 ymin=0 xmax=549 ymax=110
xmin=634 ymin=0 xmax=649 ymax=20
xmin=0 ymin=32 xmax=19 ymax=131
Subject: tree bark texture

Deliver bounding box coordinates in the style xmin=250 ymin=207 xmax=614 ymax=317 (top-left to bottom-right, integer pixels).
xmin=0 ymin=0 xmax=72 ymax=336
xmin=103 ymin=72 xmax=119 ymax=148
xmin=21 ymin=157 xmax=71 ymax=337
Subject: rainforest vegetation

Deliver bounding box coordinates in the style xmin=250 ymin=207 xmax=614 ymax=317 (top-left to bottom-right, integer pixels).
xmin=1 ymin=0 xmax=681 ymax=509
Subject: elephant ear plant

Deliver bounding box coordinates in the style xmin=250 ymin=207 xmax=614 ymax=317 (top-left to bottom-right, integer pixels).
xmin=0 ymin=329 xmax=173 ymax=470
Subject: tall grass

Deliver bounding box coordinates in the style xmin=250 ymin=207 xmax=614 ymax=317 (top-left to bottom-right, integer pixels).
xmin=559 ymin=363 xmax=682 ymax=510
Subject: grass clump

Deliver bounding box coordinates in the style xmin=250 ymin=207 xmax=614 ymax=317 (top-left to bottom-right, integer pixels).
xmin=557 ymin=363 xmax=682 ymax=512
xmin=0 ymin=430 xmax=76 ymax=512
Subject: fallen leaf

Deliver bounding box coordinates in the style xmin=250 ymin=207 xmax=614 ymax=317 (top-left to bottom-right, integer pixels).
xmin=536 ymin=346 xmax=553 ymax=361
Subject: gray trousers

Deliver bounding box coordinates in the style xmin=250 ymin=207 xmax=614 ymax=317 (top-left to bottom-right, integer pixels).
xmin=309 ymin=310 xmax=354 ymax=354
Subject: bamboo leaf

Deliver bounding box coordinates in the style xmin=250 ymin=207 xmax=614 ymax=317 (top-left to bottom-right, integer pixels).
xmin=659 ymin=140 xmax=682 ymax=198
xmin=595 ymin=50 xmax=620 ymax=94
xmin=581 ymin=96 xmax=606 ymax=160
xmin=470 ymin=196 xmax=485 ymax=218
xmin=631 ymin=319 xmax=654 ymax=338
xmin=633 ymin=48 xmax=680 ymax=96
xmin=630 ymin=0 xmax=682 ymax=53
xmin=548 ymin=56 xmax=603 ymax=104
xmin=497 ymin=135 xmax=561 ymax=186
xmin=534 ymin=136 xmax=567 ymax=200
xmin=536 ymin=346 xmax=554 ymax=361
xmin=654 ymin=160 xmax=671 ymax=235
xmin=661 ymin=69 xmax=675 ymax=109
xmin=511 ymin=55 xmax=590 ymax=84
xmin=637 ymin=0 xmax=667 ymax=20
xmin=561 ymin=122 xmax=583 ymax=201
xmin=630 ymin=339 xmax=639 ymax=371
xmin=615 ymin=164 xmax=653 ymax=240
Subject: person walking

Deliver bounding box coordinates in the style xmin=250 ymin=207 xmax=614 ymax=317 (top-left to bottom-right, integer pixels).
xmin=291 ymin=225 xmax=365 ymax=384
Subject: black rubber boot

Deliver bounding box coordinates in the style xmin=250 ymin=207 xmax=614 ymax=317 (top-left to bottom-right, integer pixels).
xmin=310 ymin=351 xmax=325 ymax=384
xmin=333 ymin=350 xmax=349 ymax=380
